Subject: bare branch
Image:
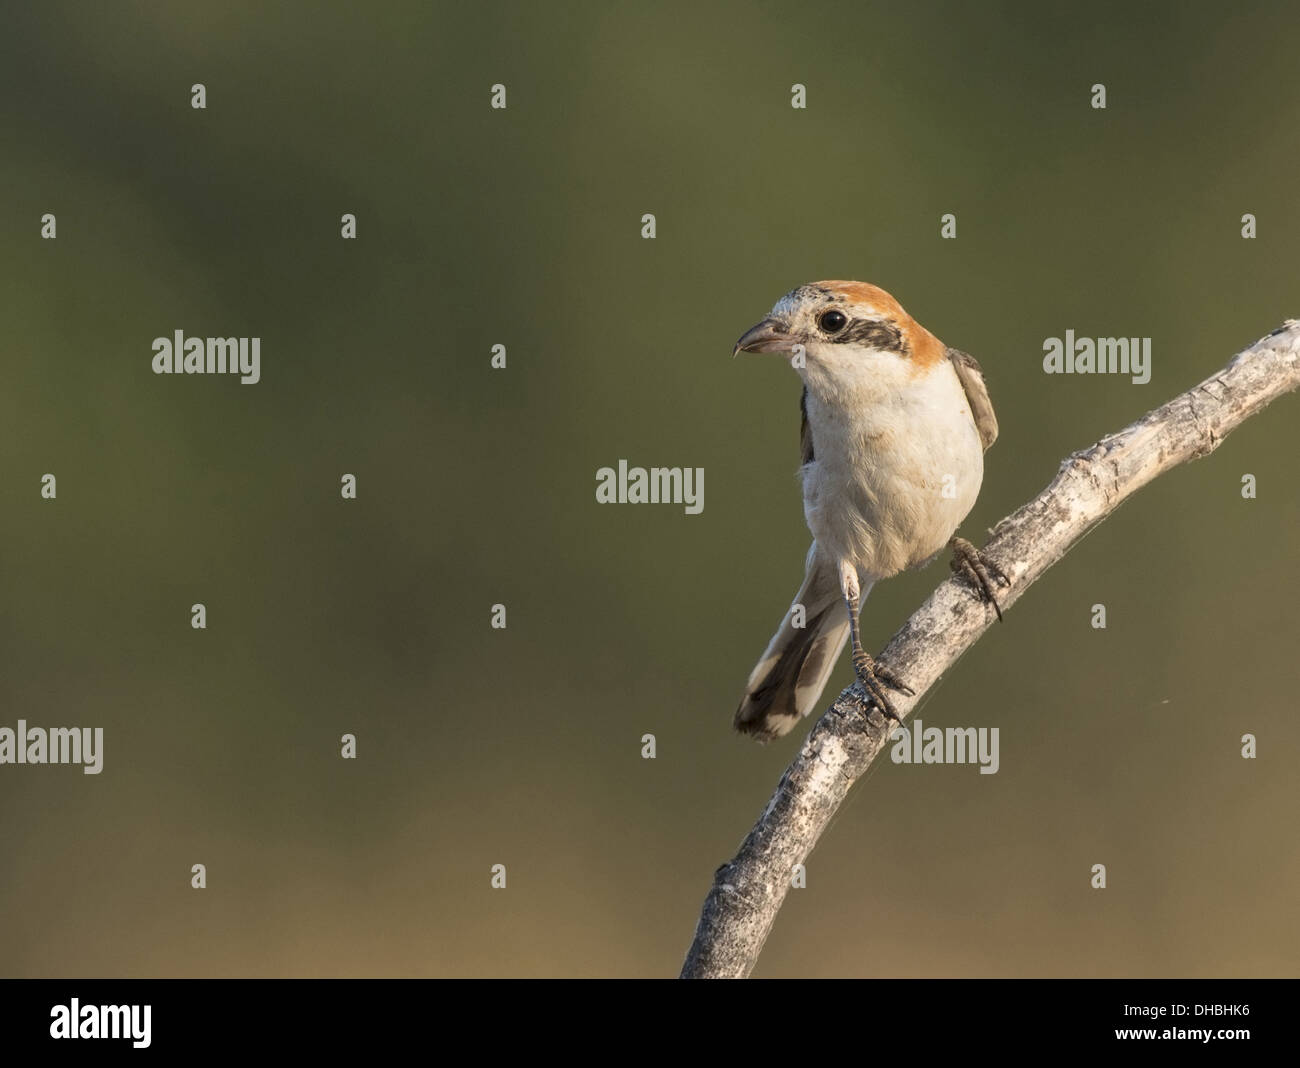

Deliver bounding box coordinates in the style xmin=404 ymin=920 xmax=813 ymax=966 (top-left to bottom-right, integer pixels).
xmin=681 ymin=321 xmax=1300 ymax=979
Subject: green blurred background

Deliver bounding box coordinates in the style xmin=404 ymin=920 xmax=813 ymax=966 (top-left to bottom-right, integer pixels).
xmin=1 ymin=1 xmax=1296 ymax=978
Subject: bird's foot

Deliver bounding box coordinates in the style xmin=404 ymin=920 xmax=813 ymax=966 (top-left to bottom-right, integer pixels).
xmin=949 ymin=537 xmax=1010 ymax=621
xmin=850 ymin=649 xmax=914 ymax=724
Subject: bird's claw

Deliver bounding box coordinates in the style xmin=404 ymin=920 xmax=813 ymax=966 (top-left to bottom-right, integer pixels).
xmin=850 ymin=649 xmax=912 ymax=724
xmin=949 ymin=537 xmax=1009 ymax=621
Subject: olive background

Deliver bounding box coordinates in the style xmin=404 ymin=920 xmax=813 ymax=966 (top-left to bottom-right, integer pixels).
xmin=1 ymin=1 xmax=1296 ymax=977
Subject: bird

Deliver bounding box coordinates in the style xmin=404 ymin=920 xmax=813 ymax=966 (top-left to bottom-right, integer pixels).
xmin=732 ymin=281 xmax=1006 ymax=741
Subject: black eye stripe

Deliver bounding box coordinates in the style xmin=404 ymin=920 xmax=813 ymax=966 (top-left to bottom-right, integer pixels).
xmin=825 ymin=317 xmax=909 ymax=354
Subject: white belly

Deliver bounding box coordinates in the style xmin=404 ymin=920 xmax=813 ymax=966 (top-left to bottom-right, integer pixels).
xmin=801 ymin=360 xmax=984 ymax=579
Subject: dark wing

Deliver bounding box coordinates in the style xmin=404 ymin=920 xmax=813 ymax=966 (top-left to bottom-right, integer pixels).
xmin=947 ymin=348 xmax=998 ymax=450
xmin=799 ymin=386 xmax=814 ymax=464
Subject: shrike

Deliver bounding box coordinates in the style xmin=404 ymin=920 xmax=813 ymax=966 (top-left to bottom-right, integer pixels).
xmin=732 ymin=281 xmax=1006 ymax=740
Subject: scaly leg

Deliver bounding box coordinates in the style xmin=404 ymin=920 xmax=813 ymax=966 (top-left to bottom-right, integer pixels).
xmin=839 ymin=561 xmax=913 ymax=723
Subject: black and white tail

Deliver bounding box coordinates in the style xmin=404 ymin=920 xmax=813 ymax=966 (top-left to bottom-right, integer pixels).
xmin=734 ymin=547 xmax=857 ymax=741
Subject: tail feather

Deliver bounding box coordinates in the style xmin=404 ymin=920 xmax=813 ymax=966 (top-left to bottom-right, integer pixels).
xmin=734 ymin=549 xmax=853 ymax=741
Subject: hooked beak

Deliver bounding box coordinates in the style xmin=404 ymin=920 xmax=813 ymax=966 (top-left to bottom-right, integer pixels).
xmin=732 ymin=317 xmax=793 ymax=358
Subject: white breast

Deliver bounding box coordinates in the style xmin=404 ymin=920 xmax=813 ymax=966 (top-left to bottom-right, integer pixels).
xmin=800 ymin=354 xmax=984 ymax=580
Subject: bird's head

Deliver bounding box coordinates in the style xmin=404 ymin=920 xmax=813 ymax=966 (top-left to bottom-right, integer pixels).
xmin=732 ymin=280 xmax=946 ymax=388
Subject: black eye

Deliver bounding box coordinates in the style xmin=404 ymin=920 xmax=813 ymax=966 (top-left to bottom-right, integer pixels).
xmin=818 ymin=309 xmax=847 ymax=334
